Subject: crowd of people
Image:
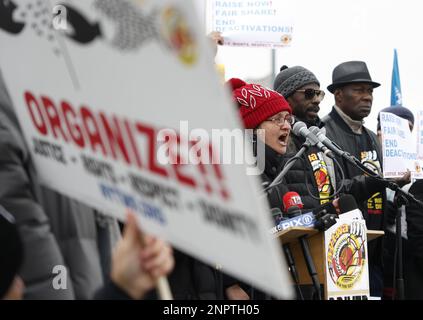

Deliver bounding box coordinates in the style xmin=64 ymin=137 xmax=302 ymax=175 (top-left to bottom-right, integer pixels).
xmin=1 ymin=34 xmax=423 ymax=301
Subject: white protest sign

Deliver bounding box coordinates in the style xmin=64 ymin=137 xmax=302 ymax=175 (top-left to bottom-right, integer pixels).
xmin=415 ymin=110 xmax=423 ymax=180
xmin=207 ymin=0 xmax=294 ymax=48
xmin=0 ymin=0 xmax=293 ymax=298
xmin=380 ymin=112 xmax=418 ymax=178
xmin=418 ymin=111 xmax=423 ymax=159
xmin=325 ymin=212 xmax=370 ymax=300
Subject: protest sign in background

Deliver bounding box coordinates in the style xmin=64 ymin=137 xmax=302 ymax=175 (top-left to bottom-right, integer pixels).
xmin=414 ymin=110 xmax=423 ymax=179
xmin=380 ymin=112 xmax=418 ymax=178
xmin=417 ymin=111 xmax=423 ymax=159
xmin=207 ymin=0 xmax=294 ymax=48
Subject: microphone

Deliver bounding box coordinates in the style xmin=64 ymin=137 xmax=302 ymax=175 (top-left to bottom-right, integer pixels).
xmin=283 ymin=191 xmax=304 ymax=212
xmin=313 ymin=201 xmax=338 ymax=231
xmin=309 ymin=126 xmax=355 ymax=162
xmin=338 ymin=194 xmax=359 ymax=213
xmin=292 ymin=122 xmax=334 ymax=158
xmin=283 ymin=192 xmax=322 ymax=300
xmin=271 ymin=207 xmax=284 ymax=226
xmin=275 ymin=193 xmax=337 ymax=232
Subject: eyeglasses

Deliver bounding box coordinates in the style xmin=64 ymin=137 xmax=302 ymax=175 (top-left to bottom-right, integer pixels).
xmin=266 ymin=113 xmax=295 ymax=126
xmin=296 ymin=89 xmax=325 ymax=100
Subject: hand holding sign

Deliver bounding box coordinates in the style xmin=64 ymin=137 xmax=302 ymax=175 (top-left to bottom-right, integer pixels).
xmin=111 ymin=211 xmax=174 ymax=300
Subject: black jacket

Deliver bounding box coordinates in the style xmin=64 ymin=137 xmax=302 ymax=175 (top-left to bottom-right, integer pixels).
xmin=152 ymin=249 xmax=220 ymax=300
xmin=323 ymin=107 xmax=386 ymax=270
xmin=323 ymin=108 xmax=385 ymax=229
xmin=383 ymin=180 xmax=423 ymax=299
xmin=406 ymin=180 xmax=423 ymax=259
xmin=260 ymin=141 xmax=290 ymax=209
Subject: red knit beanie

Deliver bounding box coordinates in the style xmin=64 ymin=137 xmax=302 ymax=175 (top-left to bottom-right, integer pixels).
xmin=227 ymin=78 xmax=292 ymax=129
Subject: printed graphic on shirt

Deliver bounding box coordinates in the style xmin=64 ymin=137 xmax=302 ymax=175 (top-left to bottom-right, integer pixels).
xmin=308 ymin=152 xmax=333 ymax=204
xmin=360 ymin=151 xmax=383 ymax=214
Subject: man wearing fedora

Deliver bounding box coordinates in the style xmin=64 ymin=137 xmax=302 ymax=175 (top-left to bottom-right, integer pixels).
xmin=323 ymin=60 xmax=385 ymax=297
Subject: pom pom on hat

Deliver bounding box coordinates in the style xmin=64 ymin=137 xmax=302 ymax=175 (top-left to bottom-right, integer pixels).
xmin=227 ymin=78 xmax=247 ymax=91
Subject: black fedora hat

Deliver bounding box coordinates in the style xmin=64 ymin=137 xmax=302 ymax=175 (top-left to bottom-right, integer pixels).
xmin=327 ymin=61 xmax=380 ymax=93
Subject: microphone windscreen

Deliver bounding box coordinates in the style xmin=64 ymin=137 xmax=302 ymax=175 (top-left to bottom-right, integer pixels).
xmin=286 ymin=205 xmax=302 ymax=218
xmin=292 ymin=121 xmax=306 ymax=136
xmin=282 ymin=191 xmax=304 ymax=211
xmin=271 ymin=207 xmax=283 ymax=217
xmin=313 ymin=201 xmax=337 ymax=217
xmin=338 ymin=194 xmax=358 ymax=213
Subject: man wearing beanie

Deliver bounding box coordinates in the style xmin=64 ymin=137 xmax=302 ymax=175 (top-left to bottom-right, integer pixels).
xmin=273 ymin=65 xmax=336 ymax=211
xmin=274 ymin=65 xmax=324 ymax=127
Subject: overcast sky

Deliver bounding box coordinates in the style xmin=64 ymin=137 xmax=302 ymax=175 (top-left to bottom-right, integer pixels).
xmin=195 ymin=0 xmax=423 ymax=132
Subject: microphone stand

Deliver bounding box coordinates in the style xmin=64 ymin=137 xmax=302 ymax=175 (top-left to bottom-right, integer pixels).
xmin=393 ymin=192 xmax=408 ymax=300
xmin=267 ymin=140 xmax=311 ymax=190
xmin=299 ymin=235 xmax=322 ymax=300
xmin=337 ymin=151 xmax=423 ymax=208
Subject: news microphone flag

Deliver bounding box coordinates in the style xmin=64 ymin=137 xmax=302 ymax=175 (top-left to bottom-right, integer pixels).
xmin=391 ymin=48 xmax=403 ymax=106
xmin=282 ymin=191 xmax=304 ymax=211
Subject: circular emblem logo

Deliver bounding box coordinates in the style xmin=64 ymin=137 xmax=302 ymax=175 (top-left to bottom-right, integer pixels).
xmin=280 ymin=34 xmax=292 ymax=45
xmin=160 ymin=6 xmax=197 ymax=66
xmin=327 ymin=223 xmax=366 ymax=289
xmin=415 ymin=161 xmax=422 ymax=173
xmin=301 ymin=214 xmax=314 ymax=225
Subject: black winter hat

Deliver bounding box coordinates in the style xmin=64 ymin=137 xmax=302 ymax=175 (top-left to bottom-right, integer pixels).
xmin=273 ymin=65 xmax=320 ymax=98
xmin=0 ymin=205 xmax=23 ymax=298
xmin=377 ymin=105 xmax=415 ymax=130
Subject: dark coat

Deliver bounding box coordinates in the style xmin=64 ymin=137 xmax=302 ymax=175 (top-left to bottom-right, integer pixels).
xmin=322 ymin=108 xmax=385 ymax=231
xmin=145 ymin=249 xmax=221 ymax=300
xmin=383 ymin=180 xmax=423 ymax=299
xmin=260 ymin=141 xmax=289 ymax=209
xmin=323 ymin=107 xmax=386 ymax=296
